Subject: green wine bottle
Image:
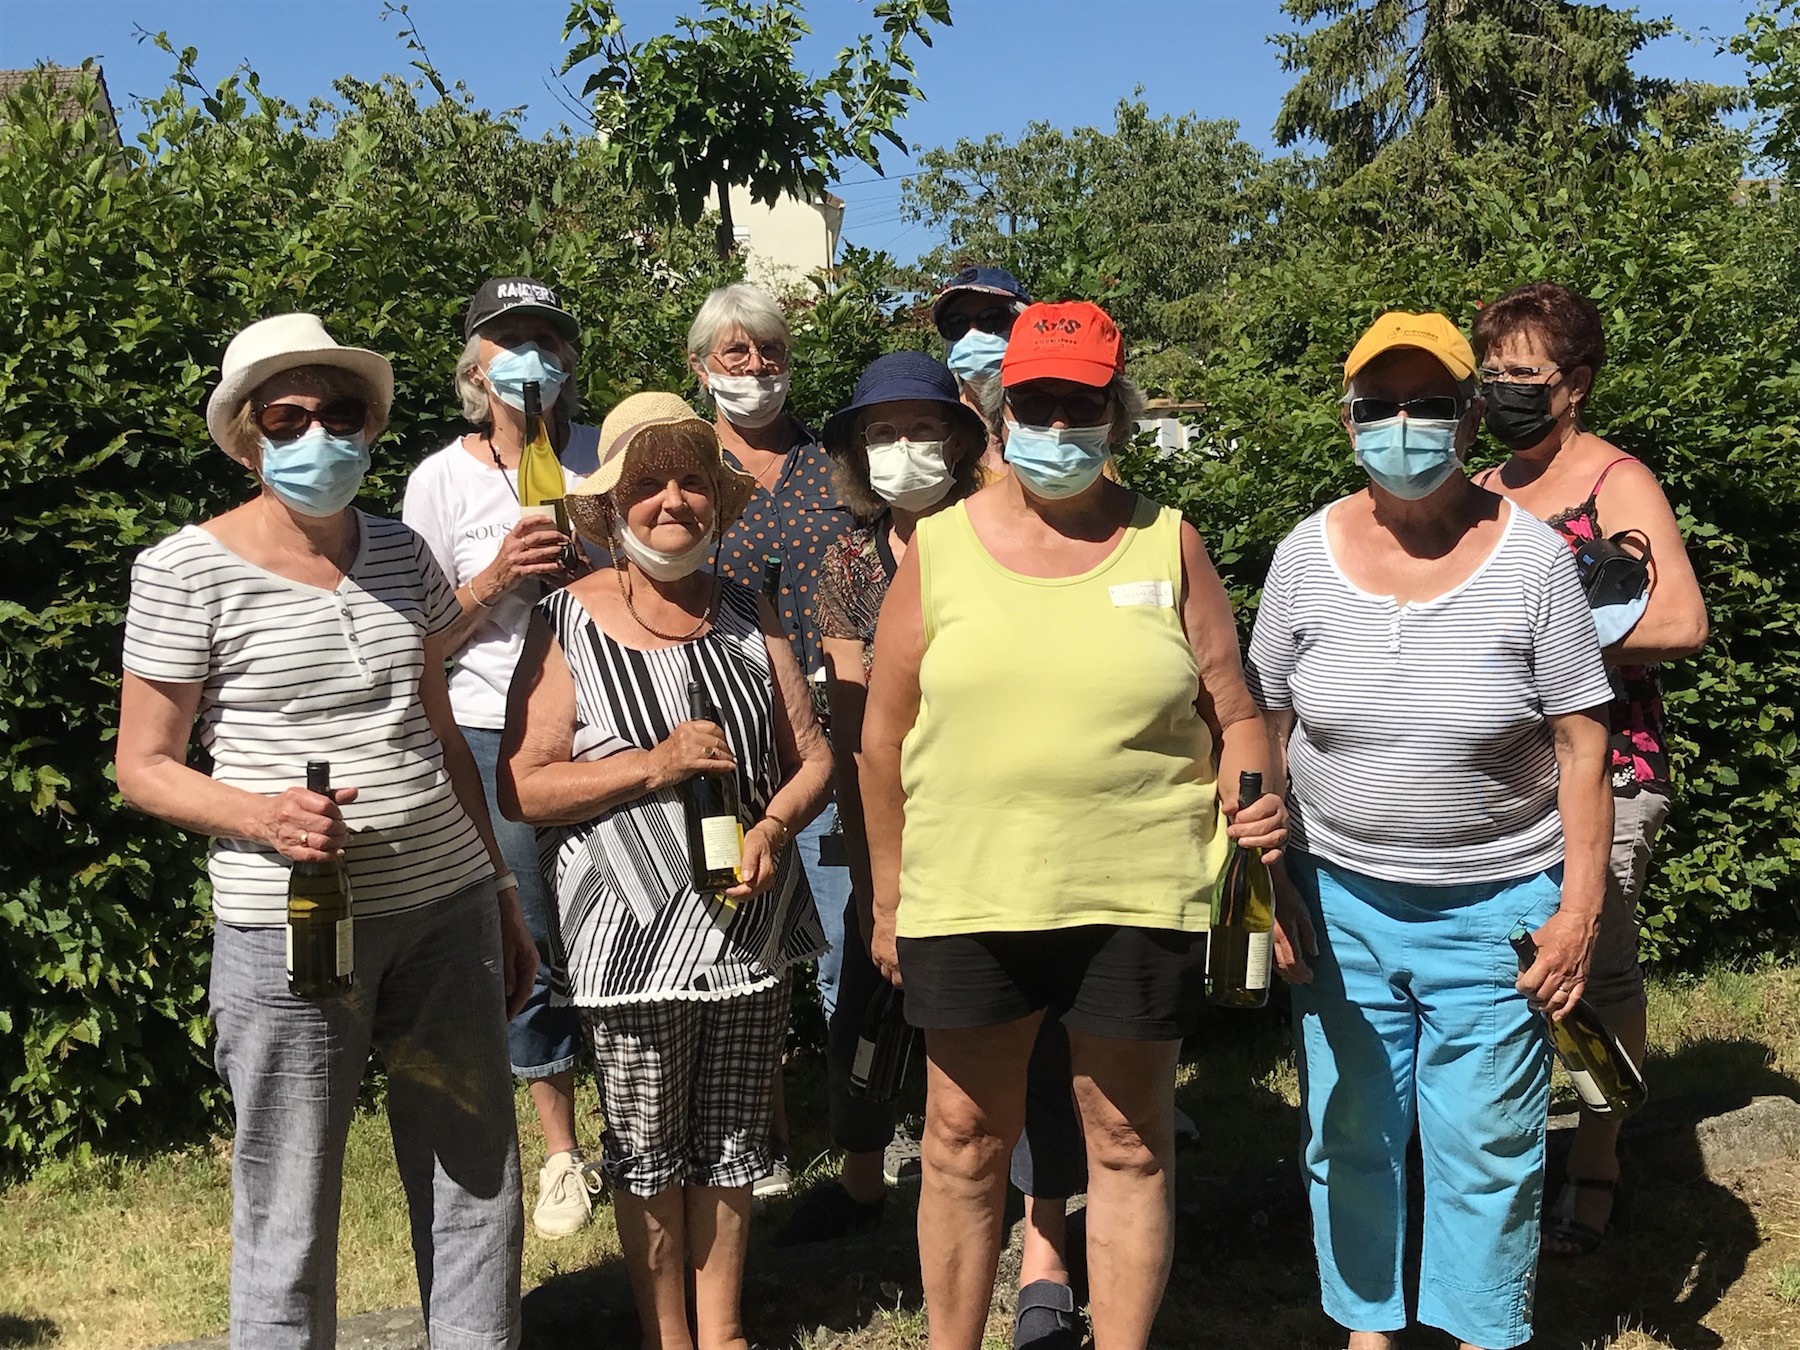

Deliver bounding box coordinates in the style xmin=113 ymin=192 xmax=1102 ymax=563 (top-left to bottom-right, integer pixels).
xmin=684 ymin=681 xmax=743 ymax=895
xmin=1207 ymin=770 xmax=1275 ymax=1009
xmin=1510 ymin=928 xmax=1648 ymax=1116
xmin=287 ymin=760 xmax=353 ymax=998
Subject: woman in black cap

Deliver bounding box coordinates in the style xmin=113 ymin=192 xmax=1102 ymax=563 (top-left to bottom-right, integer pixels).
xmin=401 ymin=277 xmax=604 ymax=1239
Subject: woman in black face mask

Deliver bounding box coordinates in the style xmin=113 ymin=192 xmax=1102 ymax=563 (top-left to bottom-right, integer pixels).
xmin=1472 ymin=282 xmax=1709 ymax=1260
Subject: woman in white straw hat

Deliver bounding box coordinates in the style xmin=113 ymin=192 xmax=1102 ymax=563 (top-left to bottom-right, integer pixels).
xmin=501 ymin=390 xmax=831 ymax=1350
xmin=115 ymin=313 xmax=538 ymax=1350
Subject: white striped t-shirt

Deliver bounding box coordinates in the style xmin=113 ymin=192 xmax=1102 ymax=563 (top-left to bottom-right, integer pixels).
xmin=1245 ymin=499 xmax=1614 ymax=885
xmin=123 ymin=511 xmax=494 ymax=925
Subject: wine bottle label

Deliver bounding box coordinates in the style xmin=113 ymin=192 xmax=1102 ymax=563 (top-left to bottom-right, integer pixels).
xmin=285 ymin=922 xmax=295 ymax=975
xmin=1566 ymin=1065 xmax=1611 ymax=1112
xmin=517 ymin=503 xmax=558 ymax=523
xmin=335 ymin=918 xmax=354 ymax=978
xmin=1245 ymin=930 xmax=1273 ymax=991
xmin=851 ymin=1039 xmax=876 ymax=1084
xmin=701 ymin=814 xmax=742 ymax=871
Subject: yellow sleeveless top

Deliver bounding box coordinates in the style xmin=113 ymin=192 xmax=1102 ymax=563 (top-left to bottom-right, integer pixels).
xmin=896 ymin=495 xmax=1228 ymax=938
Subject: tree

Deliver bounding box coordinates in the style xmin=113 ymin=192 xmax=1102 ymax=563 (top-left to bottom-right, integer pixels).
xmin=1270 ymin=0 xmax=1679 ymax=168
xmin=1735 ymin=0 xmax=1800 ymax=172
xmin=899 ymin=99 xmax=1267 ymax=364
xmin=560 ymin=0 xmax=949 ymax=259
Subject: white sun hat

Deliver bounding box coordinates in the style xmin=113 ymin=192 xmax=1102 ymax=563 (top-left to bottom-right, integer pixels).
xmin=204 ymin=313 xmax=395 ymax=453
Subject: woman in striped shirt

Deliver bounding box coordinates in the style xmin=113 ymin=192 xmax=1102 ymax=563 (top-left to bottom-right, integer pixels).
xmin=115 ymin=314 xmax=537 ymax=1350
xmin=1248 ymin=312 xmax=1614 ymax=1350
xmin=501 ymin=391 xmax=830 ymax=1350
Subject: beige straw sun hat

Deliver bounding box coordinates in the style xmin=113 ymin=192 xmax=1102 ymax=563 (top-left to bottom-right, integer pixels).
xmin=566 ymin=392 xmax=757 ymax=546
xmin=204 ymin=313 xmax=393 ymax=454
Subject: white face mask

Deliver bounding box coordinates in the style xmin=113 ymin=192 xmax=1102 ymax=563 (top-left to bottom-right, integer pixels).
xmin=614 ymin=516 xmax=716 ymax=581
xmin=867 ymin=439 xmax=954 ymax=512
xmin=706 ymin=370 xmax=790 ymax=428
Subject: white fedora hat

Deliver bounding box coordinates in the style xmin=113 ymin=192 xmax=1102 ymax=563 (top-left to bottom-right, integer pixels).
xmin=204 ymin=313 xmax=394 ymax=453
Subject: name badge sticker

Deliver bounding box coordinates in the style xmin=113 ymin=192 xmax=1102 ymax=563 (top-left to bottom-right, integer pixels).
xmin=1110 ymin=580 xmax=1175 ymax=608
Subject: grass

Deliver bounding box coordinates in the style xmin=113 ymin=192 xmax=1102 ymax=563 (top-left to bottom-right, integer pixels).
xmin=4 ymin=965 xmax=1800 ymax=1349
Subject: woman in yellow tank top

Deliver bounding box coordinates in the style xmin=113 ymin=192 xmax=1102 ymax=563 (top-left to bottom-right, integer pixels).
xmin=858 ymin=301 xmax=1288 ymax=1350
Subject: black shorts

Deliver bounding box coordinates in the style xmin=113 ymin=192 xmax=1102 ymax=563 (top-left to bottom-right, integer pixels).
xmin=896 ymin=924 xmax=1206 ymax=1041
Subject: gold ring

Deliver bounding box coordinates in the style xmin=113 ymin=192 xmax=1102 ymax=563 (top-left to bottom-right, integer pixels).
xmin=301 ymin=829 xmax=309 ymax=847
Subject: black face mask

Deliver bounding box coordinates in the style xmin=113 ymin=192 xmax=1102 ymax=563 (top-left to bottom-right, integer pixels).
xmin=1483 ymin=380 xmax=1558 ymax=450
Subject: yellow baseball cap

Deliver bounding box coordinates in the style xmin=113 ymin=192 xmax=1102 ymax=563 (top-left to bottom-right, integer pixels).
xmin=1343 ymin=311 xmax=1475 ymax=386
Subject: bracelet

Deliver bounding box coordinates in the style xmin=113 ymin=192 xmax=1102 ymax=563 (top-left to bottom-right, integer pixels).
xmin=759 ymin=814 xmax=794 ymax=850
xmin=492 ymin=869 xmax=518 ymax=893
xmin=469 ymin=575 xmax=499 ymax=609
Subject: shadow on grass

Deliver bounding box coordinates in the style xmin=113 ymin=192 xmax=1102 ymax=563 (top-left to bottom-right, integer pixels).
xmin=0 ymin=1315 xmax=57 ymax=1348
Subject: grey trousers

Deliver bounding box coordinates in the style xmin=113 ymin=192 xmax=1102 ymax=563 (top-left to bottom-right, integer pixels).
xmin=211 ymin=881 xmax=523 ymax=1350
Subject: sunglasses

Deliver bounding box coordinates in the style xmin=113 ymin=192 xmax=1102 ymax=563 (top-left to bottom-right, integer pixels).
xmin=256 ymin=399 xmax=369 ymax=441
xmin=1345 ymin=395 xmax=1464 ymax=424
xmin=938 ymin=306 xmax=1016 ymax=342
xmin=1007 ymin=386 xmax=1112 ymax=427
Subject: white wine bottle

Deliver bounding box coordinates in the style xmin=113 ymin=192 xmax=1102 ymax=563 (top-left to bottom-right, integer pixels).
xmin=684 ymin=680 xmax=743 ymax=894
xmin=1207 ymin=770 xmax=1275 ymax=1009
xmin=517 ymin=379 xmax=579 ymax=570
xmin=287 ymin=760 xmax=353 ymax=998
xmin=1510 ymin=928 xmax=1649 ymax=1116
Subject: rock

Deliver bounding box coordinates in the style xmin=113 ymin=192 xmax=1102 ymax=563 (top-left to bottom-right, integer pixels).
xmin=1689 ymin=1095 xmax=1800 ymax=1176
xmin=1552 ymin=1092 xmax=1800 ymax=1182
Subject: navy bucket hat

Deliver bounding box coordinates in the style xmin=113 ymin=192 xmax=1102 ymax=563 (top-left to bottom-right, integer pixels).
xmin=822 ymin=351 xmax=986 ymax=455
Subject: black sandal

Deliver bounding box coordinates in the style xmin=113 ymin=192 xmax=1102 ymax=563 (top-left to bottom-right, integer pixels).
xmin=1014 ymin=1279 xmax=1080 ymax=1350
xmin=1542 ymin=1176 xmax=1617 ymax=1257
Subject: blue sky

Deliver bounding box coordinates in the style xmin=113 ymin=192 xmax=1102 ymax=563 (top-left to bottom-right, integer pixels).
xmin=2 ymin=0 xmax=1757 ymax=263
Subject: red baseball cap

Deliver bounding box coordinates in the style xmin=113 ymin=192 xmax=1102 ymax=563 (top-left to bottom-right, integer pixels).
xmin=1000 ymin=301 xmax=1125 ymax=388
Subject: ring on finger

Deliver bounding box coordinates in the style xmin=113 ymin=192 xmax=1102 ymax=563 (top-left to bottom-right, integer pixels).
xmin=300 ymin=829 xmax=309 ymax=847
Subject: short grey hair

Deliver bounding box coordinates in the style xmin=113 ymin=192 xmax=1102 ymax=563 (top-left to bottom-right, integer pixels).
xmin=455 ymin=331 xmax=581 ymax=428
xmin=979 ymin=373 xmax=1148 ymax=453
xmin=686 ymin=283 xmax=791 ymax=359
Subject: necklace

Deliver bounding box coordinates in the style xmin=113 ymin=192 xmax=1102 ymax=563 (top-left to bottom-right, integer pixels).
xmin=485 ymin=435 xmax=521 ymax=504
xmin=615 ymin=563 xmax=717 ymax=643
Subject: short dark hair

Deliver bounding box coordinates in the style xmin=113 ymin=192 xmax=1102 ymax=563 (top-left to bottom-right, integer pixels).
xmin=1471 ymin=282 xmax=1606 ymax=379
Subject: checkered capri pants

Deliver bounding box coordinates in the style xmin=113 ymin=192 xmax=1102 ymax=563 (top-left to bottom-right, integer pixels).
xmin=582 ymin=975 xmax=791 ymax=1198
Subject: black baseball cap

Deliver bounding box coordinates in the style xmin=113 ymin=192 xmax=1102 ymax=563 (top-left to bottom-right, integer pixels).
xmin=463 ymin=277 xmax=580 ymax=342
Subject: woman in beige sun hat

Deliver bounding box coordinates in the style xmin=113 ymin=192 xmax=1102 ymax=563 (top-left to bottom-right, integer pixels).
xmin=114 ymin=312 xmax=537 ymax=1349
xmin=500 ymin=391 xmax=831 ymax=1350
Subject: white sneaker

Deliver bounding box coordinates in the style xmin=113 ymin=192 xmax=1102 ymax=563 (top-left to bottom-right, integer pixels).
xmin=534 ymin=1149 xmax=604 ymax=1239
xmin=752 ymin=1151 xmax=793 ymax=1202
xmin=883 ymin=1125 xmax=922 ymax=1187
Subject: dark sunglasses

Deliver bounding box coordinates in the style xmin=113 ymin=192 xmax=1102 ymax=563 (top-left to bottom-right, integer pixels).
xmin=938 ymin=306 xmax=1016 ymax=342
xmin=255 ymin=399 xmax=369 ymax=442
xmin=1346 ymin=395 xmax=1464 ymax=424
xmin=1007 ymin=386 xmax=1112 ymax=427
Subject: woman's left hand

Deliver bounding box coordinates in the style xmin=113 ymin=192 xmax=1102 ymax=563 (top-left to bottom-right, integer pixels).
xmin=1517 ymin=905 xmax=1600 ymax=1021
xmin=1226 ymin=790 xmax=1289 ymax=864
xmin=725 ymin=822 xmax=780 ymax=902
xmin=497 ymin=884 xmax=539 ymax=1021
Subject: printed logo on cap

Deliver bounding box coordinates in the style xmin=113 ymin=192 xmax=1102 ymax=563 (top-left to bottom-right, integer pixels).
xmin=497 ymin=281 xmax=558 ymax=305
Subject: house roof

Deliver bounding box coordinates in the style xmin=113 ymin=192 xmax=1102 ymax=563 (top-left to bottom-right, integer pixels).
xmin=0 ymin=64 xmax=122 ymax=144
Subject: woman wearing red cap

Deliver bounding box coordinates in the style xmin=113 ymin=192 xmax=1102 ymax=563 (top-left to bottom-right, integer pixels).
xmin=858 ymin=300 xmax=1287 ymax=1349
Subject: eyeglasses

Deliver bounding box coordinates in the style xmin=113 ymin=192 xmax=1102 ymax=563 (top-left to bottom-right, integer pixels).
xmin=1345 ymin=395 xmax=1465 ymax=424
xmin=1478 ymin=363 xmax=1564 ymax=383
xmin=711 ymin=340 xmax=789 ymax=373
xmin=938 ymin=306 xmax=1016 ymax=342
xmin=1007 ymin=386 xmax=1112 ymax=427
xmin=865 ymin=418 xmax=951 ymax=449
xmin=255 ymin=399 xmax=369 ymax=441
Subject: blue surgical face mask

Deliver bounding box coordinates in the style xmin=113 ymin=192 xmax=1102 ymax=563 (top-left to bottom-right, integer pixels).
xmin=945 ymin=329 xmax=1010 ymax=384
xmin=484 ymin=343 xmax=567 ymax=411
xmin=1003 ymin=420 xmax=1111 ymax=500
xmin=1591 ymin=589 xmax=1650 ymax=647
xmin=260 ymin=426 xmax=371 ymax=517
xmin=1353 ymin=415 xmax=1462 ymax=500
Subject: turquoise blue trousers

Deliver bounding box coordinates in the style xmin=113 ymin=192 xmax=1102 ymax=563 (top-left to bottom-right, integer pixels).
xmin=1288 ymin=850 xmax=1558 ymax=1350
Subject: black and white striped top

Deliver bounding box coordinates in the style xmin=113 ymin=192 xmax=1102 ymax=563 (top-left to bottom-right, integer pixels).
xmin=123 ymin=512 xmax=493 ymax=925
xmin=538 ymin=580 xmax=824 ymax=1006
xmin=1246 ymin=500 xmax=1614 ymax=885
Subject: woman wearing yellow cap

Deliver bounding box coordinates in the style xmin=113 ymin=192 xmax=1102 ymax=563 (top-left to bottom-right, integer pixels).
xmin=500 ymin=392 xmax=831 ymax=1350
xmin=1249 ymin=312 xmax=1614 ymax=1350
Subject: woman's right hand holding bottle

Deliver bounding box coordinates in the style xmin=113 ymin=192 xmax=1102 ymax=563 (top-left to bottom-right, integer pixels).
xmin=263 ymin=784 xmax=358 ymax=863
xmin=476 ymin=516 xmax=568 ymax=599
xmin=645 ymin=719 xmax=737 ymax=790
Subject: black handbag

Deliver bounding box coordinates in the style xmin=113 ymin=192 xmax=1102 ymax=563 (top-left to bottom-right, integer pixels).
xmin=1571 ymin=529 xmax=1652 ymax=609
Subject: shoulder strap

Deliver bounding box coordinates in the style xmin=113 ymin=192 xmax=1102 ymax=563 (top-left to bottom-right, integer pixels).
xmin=1590 ymin=455 xmax=1637 ymax=499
